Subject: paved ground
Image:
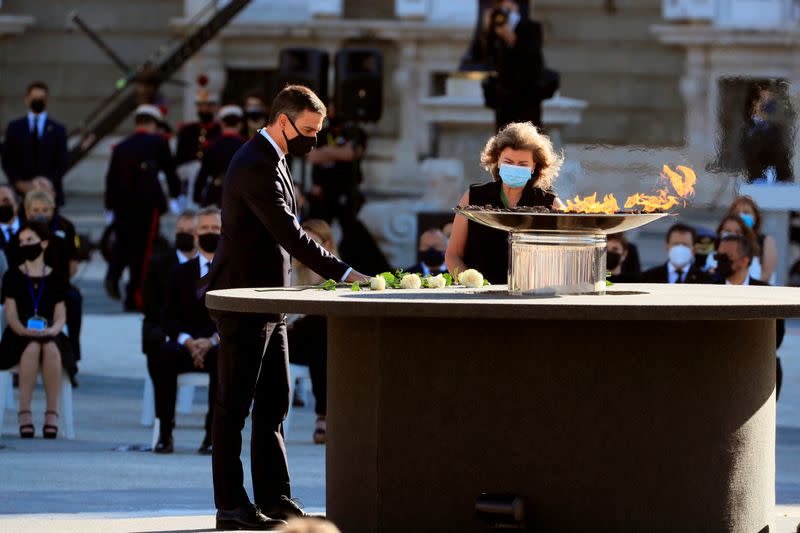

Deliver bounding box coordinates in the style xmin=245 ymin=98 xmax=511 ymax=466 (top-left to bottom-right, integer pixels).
xmin=1 ymin=198 xmax=800 ymax=531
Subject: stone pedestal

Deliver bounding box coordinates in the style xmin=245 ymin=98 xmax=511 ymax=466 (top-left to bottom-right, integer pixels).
xmin=206 ymin=284 xmax=800 ymax=533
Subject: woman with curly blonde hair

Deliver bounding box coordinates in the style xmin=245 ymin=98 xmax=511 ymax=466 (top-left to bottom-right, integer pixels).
xmin=445 ymin=121 xmax=564 ymax=284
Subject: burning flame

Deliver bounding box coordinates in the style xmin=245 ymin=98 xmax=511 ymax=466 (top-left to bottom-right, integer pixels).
xmin=562 ymin=165 xmax=696 ymax=214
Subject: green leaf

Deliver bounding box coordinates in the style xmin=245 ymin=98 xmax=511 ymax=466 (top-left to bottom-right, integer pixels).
xmin=350 ymin=282 xmax=361 ymax=292
xmin=483 ymin=278 xmax=490 ymax=286
xmin=443 ymin=273 xmax=453 ymax=286
xmin=379 ymin=272 xmax=395 ymax=285
xmin=319 ymin=279 xmax=337 ymax=291
xmin=606 ymin=279 xmax=614 ymax=287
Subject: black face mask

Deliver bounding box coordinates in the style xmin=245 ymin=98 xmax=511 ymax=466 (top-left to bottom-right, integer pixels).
xmin=29 ymin=98 xmax=46 ymax=114
xmin=0 ymin=204 xmax=15 ymax=224
xmin=282 ymin=116 xmax=317 ymax=157
xmin=175 ymin=232 xmax=195 ymax=253
xmin=198 ymin=111 xmax=214 ymax=124
xmin=31 ymin=214 xmax=51 ymax=225
xmin=20 ymin=243 xmax=43 ymax=262
xmin=198 ymin=232 xmax=219 ymax=254
xmin=420 ymin=247 xmax=445 ymax=268
xmin=715 ymin=254 xmax=735 ymax=279
xmin=606 ymin=251 xmax=622 ymax=271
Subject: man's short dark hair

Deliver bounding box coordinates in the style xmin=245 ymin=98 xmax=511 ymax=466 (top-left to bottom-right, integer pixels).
xmin=221 ymin=114 xmax=242 ymax=128
xmin=26 ymin=81 xmax=49 ymax=95
xmin=134 ymin=113 xmax=158 ymax=127
xmin=720 ymin=234 xmax=755 ymax=261
xmin=245 ymin=88 xmax=266 ymax=104
xmin=607 ymin=233 xmax=629 ymax=251
xmin=198 ymin=206 xmax=221 ymax=218
xmin=268 ymin=85 xmax=326 ymax=125
xmin=665 ymin=223 xmax=697 ymax=245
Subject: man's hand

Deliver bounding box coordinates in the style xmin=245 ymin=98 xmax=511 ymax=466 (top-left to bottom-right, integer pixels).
xmin=495 ymin=22 xmax=516 ymax=46
xmin=190 ymin=338 xmax=213 ymax=368
xmin=345 ymin=270 xmax=370 ymax=283
xmin=481 ymin=8 xmax=492 ymax=33
xmin=306 ymin=146 xmax=334 ymax=165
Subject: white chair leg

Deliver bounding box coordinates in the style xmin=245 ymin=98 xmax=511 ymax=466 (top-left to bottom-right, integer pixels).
xmin=141 ymin=377 xmax=155 ymax=427
xmin=60 ymin=372 xmax=75 ymax=440
xmin=176 ymin=384 xmax=194 ymax=414
xmin=0 ymin=371 xmax=10 ymax=438
xmin=151 ymin=417 xmax=160 ymax=449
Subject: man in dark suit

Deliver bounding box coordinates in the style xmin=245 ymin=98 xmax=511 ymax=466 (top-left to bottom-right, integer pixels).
xmin=153 ymin=207 xmax=220 ymax=455
xmin=205 ymin=85 xmax=368 ymax=530
xmin=142 ymin=210 xmax=198 ymax=411
xmin=193 ymin=105 xmax=246 ymax=208
xmin=176 ymin=83 xmax=221 ymax=202
xmin=482 ymin=0 xmax=545 ymax=130
xmin=1 ymin=82 xmax=68 ymax=206
xmin=640 ymin=223 xmax=711 ymax=284
xmin=0 ymin=184 xmax=21 ymax=263
xmin=104 ymin=104 xmax=181 ymax=311
xmin=405 ymin=228 xmax=448 ymax=275
xmin=713 ymin=234 xmax=785 ymax=398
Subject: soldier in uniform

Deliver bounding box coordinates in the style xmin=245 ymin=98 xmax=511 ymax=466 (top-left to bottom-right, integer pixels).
xmin=193 ymin=105 xmax=246 ymax=208
xmin=104 ymin=105 xmax=181 ymax=311
xmin=175 ymin=76 xmax=221 ymax=204
xmin=243 ymin=88 xmax=268 ymax=138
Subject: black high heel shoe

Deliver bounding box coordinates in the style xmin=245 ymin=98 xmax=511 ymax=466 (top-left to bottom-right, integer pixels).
xmin=18 ymin=410 xmax=34 ymax=438
xmin=43 ymin=410 xmax=58 ymax=439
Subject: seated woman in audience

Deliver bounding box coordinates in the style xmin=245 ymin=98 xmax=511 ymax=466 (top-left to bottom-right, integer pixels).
xmin=706 ymin=214 xmax=762 ymax=280
xmin=0 ymin=220 xmax=74 ymax=438
xmin=287 ymin=218 xmax=337 ymax=444
xmin=606 ymin=233 xmax=637 ymax=283
xmin=446 ymin=122 xmax=564 ymax=284
xmin=726 ymin=195 xmax=777 ymax=283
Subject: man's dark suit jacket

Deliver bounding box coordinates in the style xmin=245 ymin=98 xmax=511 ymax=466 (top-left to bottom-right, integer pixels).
xmin=639 ymin=262 xmax=711 ymax=284
xmin=206 ymin=133 xmax=348 ymax=294
xmin=142 ymin=249 xmax=179 ymax=355
xmin=104 ymin=131 xmax=180 ymax=216
xmin=1 ymin=116 xmax=68 ymax=205
xmin=711 ymin=275 xmax=786 ymax=349
xmin=164 ymin=257 xmax=216 ymax=341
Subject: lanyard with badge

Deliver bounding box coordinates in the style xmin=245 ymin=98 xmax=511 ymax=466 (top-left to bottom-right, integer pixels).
xmin=24 ymin=266 xmax=47 ymax=330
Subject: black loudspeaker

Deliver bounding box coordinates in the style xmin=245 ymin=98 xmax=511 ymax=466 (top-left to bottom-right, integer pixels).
xmin=275 ymin=48 xmax=329 ymax=103
xmin=334 ymin=48 xmax=383 ymax=122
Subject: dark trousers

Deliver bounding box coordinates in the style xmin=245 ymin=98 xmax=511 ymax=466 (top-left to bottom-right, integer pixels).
xmin=106 ymin=212 xmax=159 ymax=309
xmin=287 ymin=315 xmax=327 ymax=416
xmin=211 ymin=312 xmax=291 ymax=510
xmin=65 ymin=285 xmax=82 ymax=361
xmin=153 ymin=340 xmax=217 ymax=438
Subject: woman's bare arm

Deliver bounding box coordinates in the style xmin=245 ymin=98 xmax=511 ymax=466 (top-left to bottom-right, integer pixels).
xmin=760 ymin=234 xmax=778 ymax=282
xmin=445 ymin=190 xmax=471 ymax=277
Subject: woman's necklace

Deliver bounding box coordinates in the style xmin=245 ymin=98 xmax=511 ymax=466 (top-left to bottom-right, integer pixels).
xmin=500 ymin=186 xmax=522 ymax=208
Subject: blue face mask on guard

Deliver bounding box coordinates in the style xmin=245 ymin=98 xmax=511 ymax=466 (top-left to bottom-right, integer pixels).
xmin=498 ymin=164 xmax=532 ymax=188
xmin=739 ymin=213 xmax=755 ymax=228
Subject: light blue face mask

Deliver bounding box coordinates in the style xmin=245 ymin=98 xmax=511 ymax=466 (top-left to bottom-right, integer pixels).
xmin=739 ymin=213 xmax=755 ymax=228
xmin=498 ymin=164 xmax=532 ymax=188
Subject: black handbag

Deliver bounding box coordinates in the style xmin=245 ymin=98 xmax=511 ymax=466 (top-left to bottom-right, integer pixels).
xmin=535 ymin=68 xmax=560 ymax=101
xmin=481 ymin=73 xmax=498 ymax=110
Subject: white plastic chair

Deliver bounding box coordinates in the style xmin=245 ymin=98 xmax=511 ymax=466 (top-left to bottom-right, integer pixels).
xmin=0 ymin=365 xmax=75 ymax=440
xmin=141 ymin=372 xmax=207 ymax=427
xmin=146 ymin=372 xmax=210 ymax=448
xmin=284 ymin=363 xmax=311 ymax=439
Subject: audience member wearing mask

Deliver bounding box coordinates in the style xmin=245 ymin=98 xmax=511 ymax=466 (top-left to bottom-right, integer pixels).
xmin=0 ymin=185 xmax=21 ymax=264
xmin=693 ymin=226 xmax=716 ymax=269
xmin=194 ymin=105 xmax=246 ymax=208
xmin=705 ymin=214 xmax=762 ymax=277
xmin=726 ymin=196 xmax=777 ymax=284
xmin=24 ymin=190 xmax=83 ymax=377
xmin=1 ymin=81 xmax=68 ymax=206
xmin=714 ymin=234 xmax=785 ymax=399
xmin=405 ymin=228 xmax=448 ymax=276
xmin=153 ymin=207 xmax=221 ymax=455
xmin=175 ymin=80 xmax=221 ymax=201
xmin=640 ymin=223 xmax=710 ymax=284
xmin=0 ymin=220 xmax=75 ymax=438
xmin=141 ymin=210 xmax=198 ymax=410
xmin=742 ymin=88 xmax=792 ymax=184
xmin=243 ymin=89 xmax=268 ymax=138
xmin=606 ymin=233 xmax=637 ymax=283
xmin=447 ymin=122 xmax=564 ymax=284
xmin=287 ymin=219 xmax=337 ymax=444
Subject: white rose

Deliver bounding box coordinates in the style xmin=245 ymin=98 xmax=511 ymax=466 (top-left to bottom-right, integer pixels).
xmin=399 ymin=273 xmax=422 ymax=289
xmin=458 ymin=269 xmax=484 ymax=288
xmin=427 ymin=273 xmax=447 ymax=289
xmin=370 ymin=276 xmax=386 ymax=291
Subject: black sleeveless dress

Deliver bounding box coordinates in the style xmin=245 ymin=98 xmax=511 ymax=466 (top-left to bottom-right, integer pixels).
xmin=463 ymin=180 xmax=555 ymax=285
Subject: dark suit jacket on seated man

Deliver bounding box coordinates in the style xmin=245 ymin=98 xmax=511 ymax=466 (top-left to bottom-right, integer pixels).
xmin=204 ymin=84 xmax=367 ymax=530
xmin=1 ymin=82 xmax=68 ymax=206
xmin=640 ymin=223 xmax=712 ymax=284
xmin=153 ymin=208 xmax=220 ymax=456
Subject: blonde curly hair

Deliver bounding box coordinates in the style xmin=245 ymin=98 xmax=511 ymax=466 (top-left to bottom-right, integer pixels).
xmin=480 ymin=122 xmax=563 ymax=191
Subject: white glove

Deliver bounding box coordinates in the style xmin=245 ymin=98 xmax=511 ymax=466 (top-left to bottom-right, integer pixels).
xmin=169 ymin=198 xmax=181 ymax=215
xmin=104 ymin=210 xmax=115 ymax=225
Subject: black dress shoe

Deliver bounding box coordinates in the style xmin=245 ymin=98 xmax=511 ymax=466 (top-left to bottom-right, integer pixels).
xmin=216 ymin=504 xmax=286 ymax=530
xmin=260 ymin=495 xmax=306 ymax=520
xmin=197 ymin=435 xmax=212 ymax=455
xmin=154 ymin=435 xmax=174 ymax=454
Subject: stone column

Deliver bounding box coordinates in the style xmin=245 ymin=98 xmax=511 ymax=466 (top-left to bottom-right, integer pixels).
xmin=391 ymin=41 xmax=422 ymax=188
xmin=680 ymin=45 xmax=712 ymax=159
